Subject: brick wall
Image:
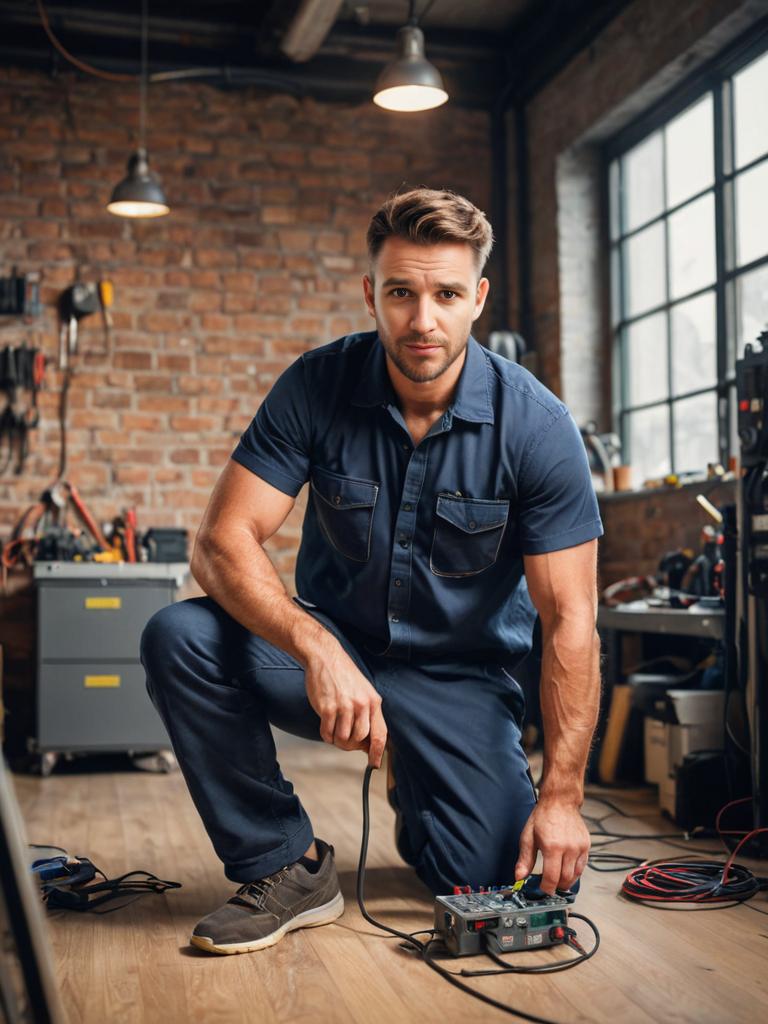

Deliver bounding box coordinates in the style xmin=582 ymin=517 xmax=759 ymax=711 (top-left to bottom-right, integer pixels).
xmin=0 ymin=66 xmax=494 ymax=746
xmin=0 ymin=66 xmax=494 ymax=586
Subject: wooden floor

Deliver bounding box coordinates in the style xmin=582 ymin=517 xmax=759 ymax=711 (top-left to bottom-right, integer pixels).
xmin=13 ymin=738 xmax=768 ymax=1024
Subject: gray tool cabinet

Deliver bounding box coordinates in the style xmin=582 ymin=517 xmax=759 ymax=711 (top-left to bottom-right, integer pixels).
xmin=33 ymin=561 xmax=188 ymax=775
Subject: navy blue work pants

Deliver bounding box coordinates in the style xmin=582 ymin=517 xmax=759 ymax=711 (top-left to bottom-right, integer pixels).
xmin=140 ymin=596 xmax=536 ymax=895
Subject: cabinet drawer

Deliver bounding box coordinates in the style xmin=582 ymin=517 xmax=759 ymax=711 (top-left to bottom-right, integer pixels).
xmin=38 ymin=583 xmax=173 ymax=661
xmin=37 ymin=662 xmax=169 ymax=750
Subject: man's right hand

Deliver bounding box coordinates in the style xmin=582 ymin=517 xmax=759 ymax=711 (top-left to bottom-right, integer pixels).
xmin=303 ymin=637 xmax=387 ymax=769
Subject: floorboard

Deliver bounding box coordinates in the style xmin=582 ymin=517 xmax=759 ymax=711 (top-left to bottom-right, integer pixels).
xmin=13 ymin=736 xmax=768 ymax=1024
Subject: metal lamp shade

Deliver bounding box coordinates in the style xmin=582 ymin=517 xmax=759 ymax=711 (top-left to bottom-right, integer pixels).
xmin=107 ymin=149 xmax=170 ymax=218
xmin=373 ymin=26 xmax=448 ymax=112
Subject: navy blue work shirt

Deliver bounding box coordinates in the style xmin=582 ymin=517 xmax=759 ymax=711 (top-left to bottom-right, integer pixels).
xmin=232 ymin=331 xmax=603 ymax=669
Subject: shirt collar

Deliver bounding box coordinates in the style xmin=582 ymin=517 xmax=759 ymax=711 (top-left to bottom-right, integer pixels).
xmin=351 ymin=334 xmax=494 ymax=425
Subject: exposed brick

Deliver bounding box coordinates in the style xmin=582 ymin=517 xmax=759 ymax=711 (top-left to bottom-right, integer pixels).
xmin=170 ymin=448 xmax=200 ymax=464
xmin=0 ymin=64 xmax=496 ymax=655
xmin=114 ymin=466 xmax=151 ymax=485
xmin=114 ymin=352 xmax=152 ymax=370
xmin=169 ymin=415 xmax=218 ymax=433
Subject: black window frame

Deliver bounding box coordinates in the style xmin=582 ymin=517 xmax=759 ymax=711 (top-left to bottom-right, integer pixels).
xmin=604 ymin=18 xmax=768 ymax=480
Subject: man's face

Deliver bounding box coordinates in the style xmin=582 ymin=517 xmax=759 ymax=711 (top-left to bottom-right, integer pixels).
xmin=362 ymin=238 xmax=489 ymax=384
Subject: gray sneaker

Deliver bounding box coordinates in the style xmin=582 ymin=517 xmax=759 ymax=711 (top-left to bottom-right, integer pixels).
xmin=191 ymin=839 xmax=344 ymax=955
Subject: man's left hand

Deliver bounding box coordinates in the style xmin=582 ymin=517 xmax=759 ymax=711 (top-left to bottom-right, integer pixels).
xmin=514 ymin=798 xmax=590 ymax=894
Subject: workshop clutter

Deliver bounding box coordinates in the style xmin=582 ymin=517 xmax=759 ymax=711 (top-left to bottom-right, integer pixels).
xmin=644 ymin=689 xmax=725 ymax=785
xmin=0 ymin=343 xmax=45 ymax=476
xmin=1 ymin=481 xmax=188 ymax=587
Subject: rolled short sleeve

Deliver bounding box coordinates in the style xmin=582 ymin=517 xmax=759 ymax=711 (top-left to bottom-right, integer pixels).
xmin=517 ymin=409 xmax=603 ymax=555
xmin=231 ymin=357 xmax=311 ymax=497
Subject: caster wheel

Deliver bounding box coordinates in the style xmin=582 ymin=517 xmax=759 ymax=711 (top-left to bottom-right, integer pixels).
xmin=131 ymin=749 xmax=177 ymax=773
xmin=39 ymin=752 xmax=58 ymax=777
xmin=157 ymin=750 xmax=177 ymax=773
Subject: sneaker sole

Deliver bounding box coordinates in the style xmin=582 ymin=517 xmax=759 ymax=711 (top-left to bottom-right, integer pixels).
xmin=190 ymin=891 xmax=345 ymax=955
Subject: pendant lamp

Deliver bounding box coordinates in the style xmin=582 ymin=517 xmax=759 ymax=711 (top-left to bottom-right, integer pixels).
xmin=373 ymin=2 xmax=448 ymax=112
xmin=107 ymin=0 xmax=169 ymax=218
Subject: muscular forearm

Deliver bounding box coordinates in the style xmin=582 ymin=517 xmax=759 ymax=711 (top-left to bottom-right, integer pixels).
xmin=537 ymin=616 xmax=601 ymax=806
xmin=191 ymin=529 xmax=333 ymax=668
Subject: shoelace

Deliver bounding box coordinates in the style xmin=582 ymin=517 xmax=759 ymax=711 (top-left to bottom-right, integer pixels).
xmin=231 ymin=867 xmax=289 ymax=910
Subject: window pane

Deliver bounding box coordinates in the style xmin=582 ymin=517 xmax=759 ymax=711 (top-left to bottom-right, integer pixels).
xmin=668 ymin=193 xmax=715 ymax=300
xmin=609 ymin=159 xmax=621 ymax=241
xmin=735 ymin=158 xmax=768 ymax=267
xmin=734 ymin=50 xmax=768 ymax=170
xmin=611 ymin=246 xmax=622 ymax=327
xmin=622 ymin=131 xmax=663 ymax=232
xmin=626 ymin=404 xmax=670 ymax=484
xmin=671 ymin=292 xmax=717 ymax=396
xmin=665 ymin=95 xmax=714 ymax=208
xmin=735 ymin=262 xmax=768 ymax=359
xmin=624 ymin=221 xmax=666 ymax=318
xmin=673 ymin=392 xmax=718 ymax=473
xmin=625 ymin=313 xmax=667 ymax=406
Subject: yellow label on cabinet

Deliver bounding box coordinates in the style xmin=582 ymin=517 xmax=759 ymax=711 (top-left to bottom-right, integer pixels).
xmin=84 ymin=675 xmax=121 ymax=688
xmin=84 ymin=597 xmax=122 ymax=610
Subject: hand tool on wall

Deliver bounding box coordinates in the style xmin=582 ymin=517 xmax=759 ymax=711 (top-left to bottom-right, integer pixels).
xmin=0 ymin=268 xmax=41 ymax=319
xmin=98 ymin=279 xmax=114 ymax=355
xmin=57 ymin=281 xmax=100 ymax=368
xmin=0 ymin=343 xmax=46 ymax=476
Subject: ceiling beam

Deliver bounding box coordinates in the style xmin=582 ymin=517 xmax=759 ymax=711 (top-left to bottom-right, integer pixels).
xmin=281 ymin=0 xmax=345 ymax=62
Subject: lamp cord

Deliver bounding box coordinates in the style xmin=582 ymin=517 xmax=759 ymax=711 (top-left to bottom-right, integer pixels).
xmin=139 ymin=0 xmax=148 ymax=151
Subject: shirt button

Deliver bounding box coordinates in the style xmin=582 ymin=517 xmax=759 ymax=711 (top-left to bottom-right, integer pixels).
xmin=391 ymin=615 xmax=399 ymax=623
xmin=402 ymin=503 xmax=413 ymax=512
xmin=469 ymin=521 xmax=476 ymax=530
xmin=394 ymin=578 xmax=402 ymax=587
xmin=454 ymin=490 xmax=462 ymax=497
xmin=402 ymin=443 xmax=410 ymax=452
xmin=399 ymin=538 xmax=409 ymax=549
xmin=334 ymin=495 xmax=342 ymax=505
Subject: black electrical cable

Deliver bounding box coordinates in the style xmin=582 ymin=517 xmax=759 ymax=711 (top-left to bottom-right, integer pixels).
xmin=42 ymin=866 xmax=181 ymax=914
xmin=356 ymin=766 xmax=599 ymax=1024
xmin=620 ymin=856 xmax=767 ymax=908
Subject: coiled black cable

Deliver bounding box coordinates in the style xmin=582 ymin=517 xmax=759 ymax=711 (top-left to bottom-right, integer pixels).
xmin=356 ymin=766 xmax=599 ymax=1023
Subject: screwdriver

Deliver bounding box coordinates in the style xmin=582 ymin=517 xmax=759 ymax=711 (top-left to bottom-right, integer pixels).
xmin=98 ymin=279 xmax=114 ymax=355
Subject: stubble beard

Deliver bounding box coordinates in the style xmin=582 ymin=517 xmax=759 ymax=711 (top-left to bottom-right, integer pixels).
xmin=379 ymin=328 xmax=468 ymax=384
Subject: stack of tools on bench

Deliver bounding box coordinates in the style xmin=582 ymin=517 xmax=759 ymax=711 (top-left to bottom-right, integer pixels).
xmin=0 ymin=344 xmax=46 ymax=476
xmin=0 ymin=481 xmax=145 ymax=585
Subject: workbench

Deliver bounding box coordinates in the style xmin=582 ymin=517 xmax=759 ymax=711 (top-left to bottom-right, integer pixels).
xmin=32 ymin=561 xmax=188 ymax=775
xmin=597 ymin=602 xmax=725 ymax=640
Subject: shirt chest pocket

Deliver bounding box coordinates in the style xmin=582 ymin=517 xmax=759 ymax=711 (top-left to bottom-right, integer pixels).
xmin=310 ymin=467 xmax=379 ymax=563
xmin=430 ymin=494 xmax=510 ymax=578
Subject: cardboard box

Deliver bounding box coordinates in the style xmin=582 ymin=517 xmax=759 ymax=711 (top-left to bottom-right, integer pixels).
xmin=644 ymin=717 xmax=668 ymax=784
xmin=644 ymin=716 xmax=724 ymax=785
xmin=659 ymin=773 xmax=677 ymax=818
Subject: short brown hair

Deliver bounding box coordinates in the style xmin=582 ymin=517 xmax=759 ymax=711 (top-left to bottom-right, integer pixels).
xmin=366 ymin=187 xmax=494 ymax=276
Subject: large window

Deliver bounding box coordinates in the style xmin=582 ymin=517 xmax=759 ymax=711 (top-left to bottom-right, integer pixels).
xmin=608 ymin=29 xmax=768 ymax=486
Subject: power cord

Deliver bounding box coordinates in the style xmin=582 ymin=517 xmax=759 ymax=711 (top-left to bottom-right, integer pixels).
xmin=583 ymin=793 xmax=768 ymax=911
xmin=356 ymin=766 xmax=599 ymax=1024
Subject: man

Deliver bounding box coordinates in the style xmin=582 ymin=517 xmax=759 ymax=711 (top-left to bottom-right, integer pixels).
xmin=141 ymin=187 xmax=603 ymax=956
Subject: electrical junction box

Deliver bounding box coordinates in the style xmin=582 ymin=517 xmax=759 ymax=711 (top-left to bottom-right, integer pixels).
xmin=434 ymin=888 xmax=572 ymax=957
